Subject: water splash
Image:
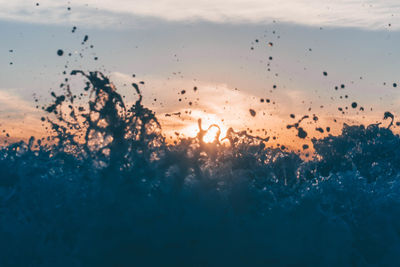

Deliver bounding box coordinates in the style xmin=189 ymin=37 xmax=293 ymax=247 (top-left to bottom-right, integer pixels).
xmin=1 ymin=71 xmax=400 ymax=266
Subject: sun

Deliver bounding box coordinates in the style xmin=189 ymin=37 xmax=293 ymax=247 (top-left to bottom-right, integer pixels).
xmin=202 ymin=125 xmax=220 ymax=143
xmin=178 ymin=112 xmax=228 ymax=143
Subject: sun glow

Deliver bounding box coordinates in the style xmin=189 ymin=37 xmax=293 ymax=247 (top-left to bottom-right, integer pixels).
xmin=202 ymin=125 xmax=220 ymax=143
xmin=177 ymin=112 xmax=229 ymax=143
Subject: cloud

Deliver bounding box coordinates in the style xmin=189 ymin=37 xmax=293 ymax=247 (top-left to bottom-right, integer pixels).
xmin=0 ymin=90 xmax=44 ymax=140
xmin=0 ymin=90 xmax=36 ymax=115
xmin=0 ymin=0 xmax=398 ymax=30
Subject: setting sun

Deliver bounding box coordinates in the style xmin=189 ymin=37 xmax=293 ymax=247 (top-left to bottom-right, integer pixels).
xmin=202 ymin=125 xmax=220 ymax=143
xmin=174 ymin=110 xmax=229 ymax=143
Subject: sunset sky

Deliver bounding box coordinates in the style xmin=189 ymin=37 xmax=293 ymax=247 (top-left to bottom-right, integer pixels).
xmin=1 ymin=0 xmax=400 ymax=147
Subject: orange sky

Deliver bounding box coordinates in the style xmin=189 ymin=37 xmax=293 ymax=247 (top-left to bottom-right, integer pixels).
xmin=0 ymin=74 xmax=396 ymax=154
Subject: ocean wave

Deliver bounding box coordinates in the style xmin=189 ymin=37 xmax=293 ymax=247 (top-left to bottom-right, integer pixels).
xmin=1 ymin=71 xmax=400 ymax=266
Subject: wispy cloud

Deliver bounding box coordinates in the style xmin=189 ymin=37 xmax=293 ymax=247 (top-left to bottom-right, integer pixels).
xmin=0 ymin=89 xmax=44 ymax=140
xmin=0 ymin=0 xmax=398 ymax=30
xmin=0 ymin=90 xmax=36 ymax=115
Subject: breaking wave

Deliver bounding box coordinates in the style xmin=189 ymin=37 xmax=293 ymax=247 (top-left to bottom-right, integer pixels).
xmin=1 ymin=71 xmax=400 ymax=266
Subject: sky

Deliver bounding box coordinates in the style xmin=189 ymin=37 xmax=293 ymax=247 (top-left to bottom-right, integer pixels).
xmin=0 ymin=0 xmax=400 ymax=148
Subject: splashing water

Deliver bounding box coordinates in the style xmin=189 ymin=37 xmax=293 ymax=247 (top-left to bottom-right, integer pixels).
xmin=1 ymin=71 xmax=400 ymax=266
